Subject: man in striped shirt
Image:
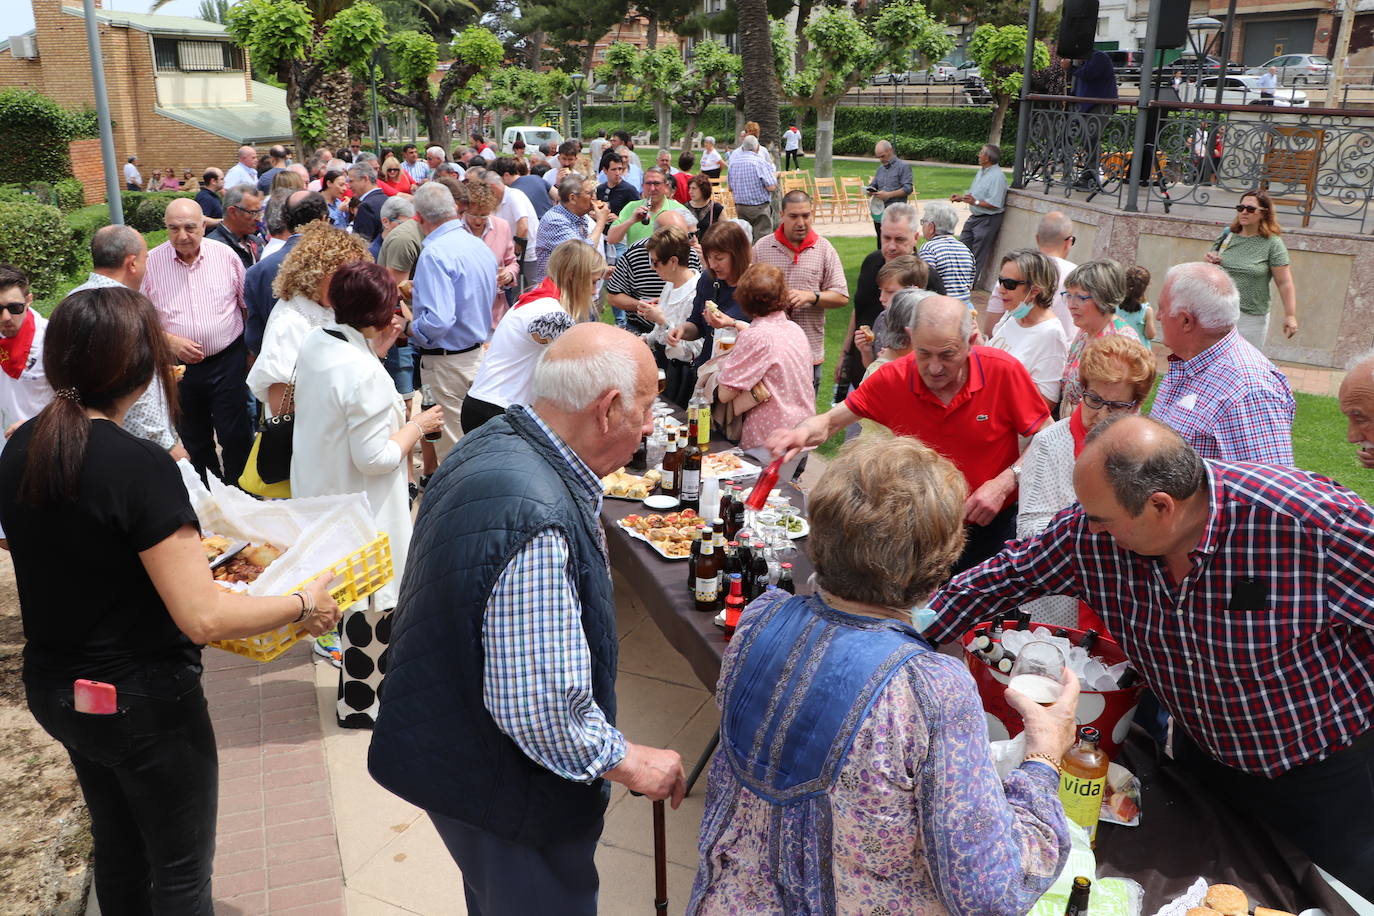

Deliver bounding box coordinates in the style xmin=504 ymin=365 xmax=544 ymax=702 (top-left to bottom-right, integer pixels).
xmin=726 ymin=135 xmax=778 ymax=242
xmin=142 ymin=198 xmax=253 ymax=485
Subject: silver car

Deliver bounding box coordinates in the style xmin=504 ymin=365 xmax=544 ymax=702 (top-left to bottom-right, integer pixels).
xmin=1246 ymin=54 xmax=1331 ymax=87
xmin=1187 ymin=75 xmax=1309 ymax=107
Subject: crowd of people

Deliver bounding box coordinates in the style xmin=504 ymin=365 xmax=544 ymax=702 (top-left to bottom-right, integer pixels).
xmin=4 ymin=119 xmax=1372 ymax=916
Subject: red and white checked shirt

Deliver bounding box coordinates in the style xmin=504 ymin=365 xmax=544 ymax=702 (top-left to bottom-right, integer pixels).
xmin=141 ymin=239 xmax=245 ymax=357
xmin=927 ymin=461 xmax=1374 ymax=777
xmin=751 ymin=234 xmax=848 ymax=363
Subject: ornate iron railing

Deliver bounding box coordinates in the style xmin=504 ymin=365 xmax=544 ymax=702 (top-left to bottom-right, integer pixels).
xmin=1015 ymin=96 xmax=1374 ymax=232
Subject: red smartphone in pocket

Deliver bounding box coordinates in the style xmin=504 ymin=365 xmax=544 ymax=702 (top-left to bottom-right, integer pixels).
xmin=73 ymin=679 xmax=117 ymax=715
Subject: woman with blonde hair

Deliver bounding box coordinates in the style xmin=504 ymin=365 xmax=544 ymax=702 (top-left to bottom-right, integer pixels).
xmin=462 ymin=180 xmax=518 ymax=326
xmin=270 ymin=169 xmax=306 ymax=193
xmin=690 ymin=435 xmax=1077 ymax=915
xmin=461 ymin=239 xmax=606 ymax=432
xmin=986 ymin=248 xmax=1070 ymax=410
xmin=247 ymin=223 xmax=371 ymax=421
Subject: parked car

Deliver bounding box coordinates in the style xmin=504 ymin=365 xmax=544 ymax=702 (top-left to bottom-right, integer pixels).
xmin=501 ymin=125 xmax=563 ymax=154
xmin=1183 ymin=75 xmax=1309 ymax=107
xmin=870 ymin=71 xmax=903 ymax=85
xmin=1105 ymin=49 xmax=1146 ymax=81
xmin=1171 ymin=54 xmax=1245 ymax=79
xmin=1245 ymin=54 xmax=1332 ymax=87
xmin=955 ymin=62 xmax=981 ymax=82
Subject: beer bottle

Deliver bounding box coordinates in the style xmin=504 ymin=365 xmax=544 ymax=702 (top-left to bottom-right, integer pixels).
xmin=710 ymin=522 xmax=728 ymax=609
xmin=694 ymin=525 xmax=721 ymax=613
xmin=1116 ymin=667 xmax=1141 ymax=689
xmin=723 ymin=574 xmax=745 ymax=640
xmin=1080 ymin=629 xmax=1100 ymax=652
xmin=419 ymin=384 xmax=442 ymax=441
xmin=686 ymin=525 xmax=704 ymax=593
xmin=1016 ymin=611 xmax=1032 ymax=631
xmin=1059 ymin=726 xmax=1109 ymax=846
xmin=661 ymin=434 xmax=681 ymax=497
xmin=1064 ymin=877 xmax=1091 ymax=916
xmin=681 ymin=415 xmax=703 ymax=513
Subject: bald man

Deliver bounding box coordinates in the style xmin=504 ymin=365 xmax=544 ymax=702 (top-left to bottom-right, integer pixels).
xmin=1339 ymin=349 xmax=1374 ymax=468
xmin=224 ymin=144 xmax=258 ymax=190
xmin=142 ymin=197 xmax=252 ymax=484
xmin=371 ymin=324 xmax=685 ymax=915
xmin=770 ymin=295 xmax=1050 ymax=570
xmin=926 ymin=414 xmax=1374 ymax=897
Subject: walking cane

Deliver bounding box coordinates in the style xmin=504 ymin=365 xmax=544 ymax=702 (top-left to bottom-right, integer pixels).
xmin=652 ymin=799 xmax=668 ymax=914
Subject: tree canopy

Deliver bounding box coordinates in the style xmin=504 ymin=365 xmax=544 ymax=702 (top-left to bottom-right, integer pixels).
xmin=965 ymin=23 xmax=1048 ymax=143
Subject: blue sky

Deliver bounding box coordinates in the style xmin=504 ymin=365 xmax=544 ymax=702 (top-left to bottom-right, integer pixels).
xmin=3 ymin=0 xmax=209 ymax=35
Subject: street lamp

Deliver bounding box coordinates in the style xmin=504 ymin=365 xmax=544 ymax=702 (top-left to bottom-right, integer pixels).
xmin=570 ymin=72 xmax=586 ymax=142
xmin=1187 ymin=17 xmax=1223 ymax=103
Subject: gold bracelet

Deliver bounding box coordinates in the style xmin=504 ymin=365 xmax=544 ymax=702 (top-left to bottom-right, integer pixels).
xmin=1023 ymin=753 xmax=1062 ymax=777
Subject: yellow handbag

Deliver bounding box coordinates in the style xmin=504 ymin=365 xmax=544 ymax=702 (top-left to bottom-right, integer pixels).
xmin=238 ymin=433 xmax=292 ymax=498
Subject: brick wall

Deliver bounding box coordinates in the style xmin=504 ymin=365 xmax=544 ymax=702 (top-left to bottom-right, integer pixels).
xmin=68 ymin=137 xmax=101 ymax=204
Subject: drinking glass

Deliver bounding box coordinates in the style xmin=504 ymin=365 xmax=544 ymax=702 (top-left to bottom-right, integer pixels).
xmin=1007 ymin=640 xmax=1067 ymax=706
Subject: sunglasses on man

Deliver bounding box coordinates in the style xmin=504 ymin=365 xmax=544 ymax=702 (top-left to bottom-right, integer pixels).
xmin=0 ymin=301 xmax=28 ymax=315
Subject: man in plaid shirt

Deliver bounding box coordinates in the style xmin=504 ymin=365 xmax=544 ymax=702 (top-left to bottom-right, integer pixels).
xmin=1150 ymin=262 xmax=1295 ymax=464
xmin=926 ymin=415 xmax=1374 ymax=897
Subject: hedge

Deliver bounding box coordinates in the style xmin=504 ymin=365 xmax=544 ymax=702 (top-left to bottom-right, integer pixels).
xmin=0 ymin=201 xmax=77 ymax=298
xmin=67 ymin=204 xmax=113 ymax=253
xmin=581 ymin=104 xmax=1016 ymax=163
xmin=120 ymin=191 xmax=195 ymax=232
xmin=0 ymin=89 xmax=98 ymax=185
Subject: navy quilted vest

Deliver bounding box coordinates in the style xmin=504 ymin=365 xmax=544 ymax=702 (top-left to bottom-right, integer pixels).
xmin=368 ymin=406 xmax=618 ymax=846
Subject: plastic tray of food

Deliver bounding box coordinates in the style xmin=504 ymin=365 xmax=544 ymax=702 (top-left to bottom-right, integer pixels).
xmin=617 ymin=510 xmax=701 ymax=560
xmin=601 ymin=467 xmax=662 ymax=500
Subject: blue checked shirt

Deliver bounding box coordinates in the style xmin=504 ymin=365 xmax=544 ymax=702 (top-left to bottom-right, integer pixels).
xmin=533 ymin=204 xmax=588 ymax=283
xmin=726 ymin=149 xmax=777 ymax=206
xmin=482 ymin=410 xmax=626 ymax=782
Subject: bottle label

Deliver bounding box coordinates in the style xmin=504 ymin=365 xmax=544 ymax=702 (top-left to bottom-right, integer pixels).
xmin=681 ymin=469 xmax=701 ymax=500
xmin=1058 ymin=773 xmax=1106 ymax=841
xmin=695 ymin=575 xmax=720 ymax=603
xmin=662 ymin=469 xmax=675 ymax=490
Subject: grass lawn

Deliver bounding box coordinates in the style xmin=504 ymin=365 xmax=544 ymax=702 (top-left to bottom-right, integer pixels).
xmin=34 ymin=229 xmax=169 ymax=317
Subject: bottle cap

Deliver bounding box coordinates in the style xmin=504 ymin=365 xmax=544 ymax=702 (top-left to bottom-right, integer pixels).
xmin=781 ymin=562 xmax=793 ymax=569
xmin=728 ymin=541 xmax=739 ymax=547
xmin=1078 ymin=725 xmax=1100 ymax=742
xmin=729 ymin=573 xmax=741 ymax=581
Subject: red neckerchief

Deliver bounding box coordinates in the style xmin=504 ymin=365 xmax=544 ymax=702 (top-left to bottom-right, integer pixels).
xmin=0 ymin=309 xmax=36 ymax=380
xmin=1069 ymin=404 xmax=1089 ymax=458
xmin=773 ymin=226 xmax=819 ymax=264
xmin=514 ymin=276 xmax=560 ymax=309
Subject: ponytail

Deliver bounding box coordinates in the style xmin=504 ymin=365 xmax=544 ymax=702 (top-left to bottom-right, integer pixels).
xmin=19 ymin=392 xmax=89 ymax=506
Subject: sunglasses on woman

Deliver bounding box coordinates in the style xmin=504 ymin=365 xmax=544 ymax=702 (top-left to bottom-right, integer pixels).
xmin=1235 ymin=204 xmax=1264 ymax=214
xmin=996 ymin=276 xmax=1028 ymax=290
xmin=1081 ymin=390 xmax=1138 ymax=411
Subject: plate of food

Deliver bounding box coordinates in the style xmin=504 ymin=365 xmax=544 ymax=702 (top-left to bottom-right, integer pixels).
xmin=703 ymin=451 xmax=760 ymax=480
xmin=781 ymin=515 xmax=810 ymax=540
xmin=211 ymin=543 xmax=284 ymax=585
xmin=203 ymin=534 xmax=249 ymax=569
xmin=618 ymin=509 xmax=699 ymax=560
xmin=602 ymin=467 xmax=661 ymax=500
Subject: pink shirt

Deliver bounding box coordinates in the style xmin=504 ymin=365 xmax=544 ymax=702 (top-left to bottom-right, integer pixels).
xmin=718 ymin=311 xmax=815 ymax=450
xmin=141 ymin=239 xmax=245 ymax=356
xmin=751 ymin=234 xmax=848 ymax=363
xmin=461 ymin=214 xmax=518 ymax=313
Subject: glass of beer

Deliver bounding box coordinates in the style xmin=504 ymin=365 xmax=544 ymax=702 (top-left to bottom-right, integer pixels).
xmin=657 ymin=368 xmax=667 ymax=395
xmin=1007 ymin=640 xmax=1067 ymax=706
xmin=716 ymin=329 xmax=737 ymax=354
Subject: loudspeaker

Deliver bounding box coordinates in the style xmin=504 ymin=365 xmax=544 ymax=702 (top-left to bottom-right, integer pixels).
xmin=1153 ymin=0 xmax=1191 ymax=50
xmin=1057 ymin=0 xmax=1099 ymax=60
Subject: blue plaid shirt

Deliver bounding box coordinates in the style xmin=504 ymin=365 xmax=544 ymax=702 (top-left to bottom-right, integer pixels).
xmin=533 ymin=204 xmax=588 ymax=283
xmin=482 ymin=410 xmax=626 ymax=782
xmin=726 ymin=149 xmax=777 ymax=206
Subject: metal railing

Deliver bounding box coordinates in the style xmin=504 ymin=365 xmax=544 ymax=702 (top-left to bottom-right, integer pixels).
xmin=1015 ymin=94 xmax=1374 ymax=232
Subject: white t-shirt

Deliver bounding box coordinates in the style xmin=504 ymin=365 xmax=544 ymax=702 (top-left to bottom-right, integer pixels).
xmin=986 ymin=312 xmax=1070 ymax=403
xmin=123 ymin=162 xmax=142 ymax=186
xmin=467 ymin=297 xmax=576 ymax=408
xmin=985 ymin=254 xmax=1076 ymax=339
xmin=0 ymin=311 xmax=51 ymax=431
xmin=784 ymin=128 xmax=801 ymax=151
xmin=640 ymin=272 xmax=703 ymax=362
xmin=496 ymin=186 xmax=539 ymax=262
xmin=700 ymin=148 xmax=722 ymax=171
xmin=246 ymin=295 xmax=333 ymax=414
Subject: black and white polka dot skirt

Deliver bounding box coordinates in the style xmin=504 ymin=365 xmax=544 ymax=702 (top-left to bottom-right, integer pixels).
xmin=336 ymin=597 xmax=392 ymax=729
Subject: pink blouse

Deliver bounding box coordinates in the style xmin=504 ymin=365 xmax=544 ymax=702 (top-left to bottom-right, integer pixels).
xmin=718 ymin=311 xmax=815 ymax=450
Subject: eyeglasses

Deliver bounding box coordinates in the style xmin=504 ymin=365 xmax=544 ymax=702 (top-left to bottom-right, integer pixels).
xmin=997 ymin=276 xmax=1028 ymax=290
xmin=232 ymin=205 xmax=265 ymax=216
xmin=1067 ymin=235 xmax=1077 ymax=245
xmin=643 ymin=180 xmax=665 ymax=187
xmin=1235 ymin=204 xmax=1265 ymax=213
xmin=1081 ymin=390 xmax=1139 ymax=412
xmin=1059 ymin=291 xmax=1095 ymax=304
xmin=0 ymin=300 xmax=28 ymax=315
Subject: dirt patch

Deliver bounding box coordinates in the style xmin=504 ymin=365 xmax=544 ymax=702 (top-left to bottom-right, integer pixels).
xmin=0 ymin=554 xmax=90 ymax=915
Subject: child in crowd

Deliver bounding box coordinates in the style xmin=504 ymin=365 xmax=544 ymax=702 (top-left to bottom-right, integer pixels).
xmin=1118 ymin=264 xmax=1157 ymax=341
xmin=853 ymin=255 xmax=929 ymax=369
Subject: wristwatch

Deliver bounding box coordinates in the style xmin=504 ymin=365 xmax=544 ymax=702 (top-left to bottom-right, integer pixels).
xmin=812 ymin=291 xmax=820 ymax=306
xmin=1011 ymin=463 xmax=1023 ymax=484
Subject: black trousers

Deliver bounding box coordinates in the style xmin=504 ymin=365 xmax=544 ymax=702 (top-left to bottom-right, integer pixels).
xmin=27 ymin=662 xmax=218 ymax=914
xmin=178 ymin=336 xmax=253 ymax=485
xmin=1171 ymin=726 xmax=1374 ymax=899
xmin=650 ymin=343 xmax=697 ymax=409
xmin=701 ymin=168 xmax=721 ymax=179
xmin=784 ymin=150 xmax=800 ymax=169
xmin=460 ymin=395 xmax=508 ymax=434
xmin=954 ymin=502 xmax=1017 ymax=575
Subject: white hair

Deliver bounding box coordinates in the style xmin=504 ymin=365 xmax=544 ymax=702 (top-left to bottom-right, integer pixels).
xmin=882 ymin=202 xmax=917 ymax=229
xmin=413 ymin=182 xmax=457 ymax=223
xmin=425 ymin=145 xmax=445 ymax=159
xmin=884 ymin=288 xmax=935 ymax=349
xmin=1164 ymin=262 xmax=1240 ymax=331
xmin=921 ymin=200 xmax=958 ymax=235
xmin=910 ymin=293 xmax=974 ymax=339
xmin=380 ymin=195 xmax=415 ymax=221
xmin=531 ymin=346 xmax=639 ymax=412
xmin=704 ymin=136 xmax=716 ymax=145
xmin=740 ymin=136 xmax=760 ymax=152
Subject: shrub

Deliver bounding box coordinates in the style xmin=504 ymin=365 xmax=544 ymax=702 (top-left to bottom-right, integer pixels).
xmin=0 ymin=89 xmax=97 ymax=185
xmin=0 ymin=201 xmax=77 ymax=298
xmin=125 ymin=191 xmax=194 ymax=232
xmin=53 ymin=177 xmax=87 ymax=211
xmin=66 ymin=204 xmax=113 ymax=254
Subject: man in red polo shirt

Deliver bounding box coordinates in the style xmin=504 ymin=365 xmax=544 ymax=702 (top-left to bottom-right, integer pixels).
xmin=769 ymin=295 xmax=1050 ymax=570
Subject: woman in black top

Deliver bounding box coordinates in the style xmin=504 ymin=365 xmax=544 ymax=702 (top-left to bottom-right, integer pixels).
xmin=0 ymin=287 xmax=341 ymax=915
xmin=685 ymin=174 xmax=725 ymax=235
xmin=666 ymin=220 xmax=754 ymax=369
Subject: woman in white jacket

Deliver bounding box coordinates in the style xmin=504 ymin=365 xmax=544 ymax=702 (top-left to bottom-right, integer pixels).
xmin=291 ymin=261 xmax=442 ymax=728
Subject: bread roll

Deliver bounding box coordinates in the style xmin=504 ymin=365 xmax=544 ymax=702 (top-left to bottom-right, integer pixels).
xmin=1185 ymin=909 xmax=1221 ymax=916
xmin=1203 ymin=884 xmax=1248 ymax=916
xmin=1255 ymin=908 xmax=1297 ymax=916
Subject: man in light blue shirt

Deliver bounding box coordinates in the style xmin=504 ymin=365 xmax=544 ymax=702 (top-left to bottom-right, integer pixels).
xmin=401 ymin=144 xmax=431 ymax=182
xmin=408 ymin=183 xmax=497 ymax=459
xmin=951 ymin=143 xmax=1009 ymax=291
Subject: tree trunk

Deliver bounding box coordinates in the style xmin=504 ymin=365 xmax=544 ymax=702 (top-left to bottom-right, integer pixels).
xmin=526 ymin=29 xmax=545 ymax=70
xmin=426 ymin=98 xmax=453 ymax=155
xmin=681 ymin=114 xmax=699 ymax=151
xmin=737 ymin=0 xmax=781 ymax=150
xmin=793 ymin=0 xmax=813 ymax=72
xmin=492 ymin=109 xmax=505 ymax=144
xmin=657 ymin=98 xmax=672 ymax=150
xmin=813 ymin=99 xmax=837 ymax=178
xmin=316 ymin=68 xmax=357 ymax=154
xmin=988 ymin=96 xmax=1010 ymax=147
xmin=645 ymin=11 xmax=658 ymax=50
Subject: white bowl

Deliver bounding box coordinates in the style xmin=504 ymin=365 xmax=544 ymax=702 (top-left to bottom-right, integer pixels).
xmin=642 ymin=494 xmax=680 ymax=510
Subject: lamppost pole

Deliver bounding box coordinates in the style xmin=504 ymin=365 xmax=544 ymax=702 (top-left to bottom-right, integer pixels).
xmin=83 ymin=0 xmax=123 ymax=224
xmin=1011 ymin=0 xmax=1040 ymax=188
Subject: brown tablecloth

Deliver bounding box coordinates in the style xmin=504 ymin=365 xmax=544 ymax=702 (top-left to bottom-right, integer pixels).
xmin=601 ymin=486 xmax=1357 ymax=916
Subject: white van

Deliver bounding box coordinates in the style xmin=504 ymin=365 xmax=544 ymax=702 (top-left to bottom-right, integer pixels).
xmin=502 ymin=125 xmax=564 ymax=154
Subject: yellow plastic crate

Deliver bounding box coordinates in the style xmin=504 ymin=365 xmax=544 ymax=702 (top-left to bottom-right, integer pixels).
xmin=209 ymin=533 xmax=393 ymax=662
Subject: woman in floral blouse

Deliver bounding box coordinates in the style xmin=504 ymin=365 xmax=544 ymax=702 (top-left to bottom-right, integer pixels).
xmin=689 ymin=436 xmax=1080 ymax=916
xmin=1057 ymin=259 xmax=1141 ymax=418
